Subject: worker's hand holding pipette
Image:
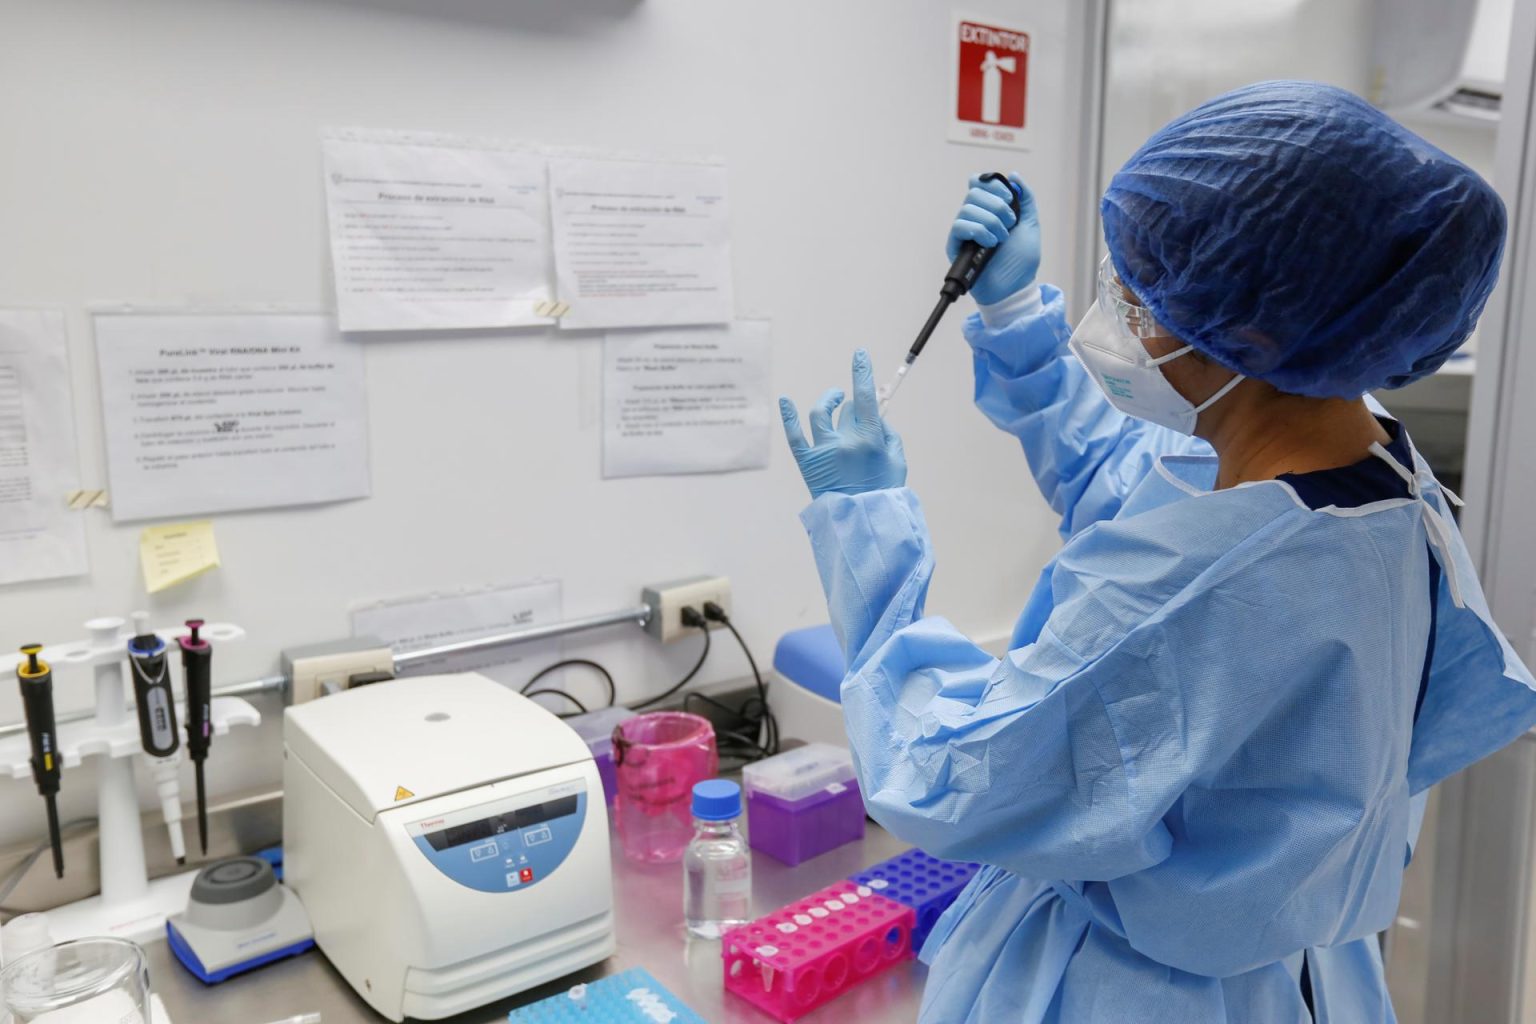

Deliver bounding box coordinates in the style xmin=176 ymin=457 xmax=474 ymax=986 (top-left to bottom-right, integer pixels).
xmin=949 ymin=174 xmax=1039 ymax=305
xmin=871 ymin=172 xmax=1034 ymax=417
xmin=780 ymin=349 xmax=906 ymax=500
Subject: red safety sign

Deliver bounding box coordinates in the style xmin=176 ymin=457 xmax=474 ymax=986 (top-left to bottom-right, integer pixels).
xmin=949 ymin=15 xmax=1031 ymax=150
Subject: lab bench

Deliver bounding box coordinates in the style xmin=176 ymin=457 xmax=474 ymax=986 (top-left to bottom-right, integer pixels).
xmin=146 ymin=821 xmax=926 ymax=1023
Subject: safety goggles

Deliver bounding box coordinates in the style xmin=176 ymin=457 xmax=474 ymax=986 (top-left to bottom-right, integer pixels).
xmin=1097 ymin=254 xmax=1168 ymax=339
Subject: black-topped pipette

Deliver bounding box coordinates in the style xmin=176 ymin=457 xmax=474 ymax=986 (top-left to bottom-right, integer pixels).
xmin=879 ymin=172 xmax=1023 ymax=414
xmin=16 ymin=644 xmax=64 ymax=878
xmin=179 ymin=619 xmax=213 ymax=855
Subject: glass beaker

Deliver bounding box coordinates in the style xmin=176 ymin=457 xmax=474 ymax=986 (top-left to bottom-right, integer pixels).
xmin=613 ymin=712 xmax=718 ymax=863
xmin=1 ymin=937 xmax=150 ymax=1023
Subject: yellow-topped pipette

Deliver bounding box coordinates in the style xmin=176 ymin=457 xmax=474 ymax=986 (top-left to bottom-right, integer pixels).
xmin=16 ymin=644 xmax=64 ymax=878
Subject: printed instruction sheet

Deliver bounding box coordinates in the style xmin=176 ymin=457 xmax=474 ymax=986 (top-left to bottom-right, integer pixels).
xmin=93 ymin=313 xmax=370 ymax=521
xmin=323 ymin=130 xmax=553 ymax=332
xmin=352 ymin=581 xmax=564 ymax=692
xmin=550 ymin=157 xmax=733 ymax=330
xmin=603 ymin=321 xmax=771 ymax=478
xmin=0 ymin=310 xmax=88 ymax=585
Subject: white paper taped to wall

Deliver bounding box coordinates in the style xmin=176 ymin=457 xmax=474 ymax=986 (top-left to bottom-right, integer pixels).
xmin=322 ymin=130 xmax=554 ymax=332
xmin=550 ymin=156 xmax=734 ymax=331
xmin=602 ymin=321 xmax=771 ymax=478
xmin=93 ymin=312 xmax=370 ymax=521
xmin=0 ymin=309 xmax=88 ymax=585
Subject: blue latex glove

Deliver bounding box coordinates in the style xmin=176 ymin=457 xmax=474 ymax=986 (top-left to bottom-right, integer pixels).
xmin=947 ymin=174 xmax=1041 ymax=306
xmin=781 ymin=349 xmax=907 ymax=500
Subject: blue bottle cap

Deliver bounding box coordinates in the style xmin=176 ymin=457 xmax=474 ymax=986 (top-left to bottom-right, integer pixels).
xmin=691 ymin=779 xmax=741 ymax=821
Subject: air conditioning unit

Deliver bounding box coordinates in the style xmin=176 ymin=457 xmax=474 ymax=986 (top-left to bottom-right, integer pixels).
xmin=1370 ymin=0 xmax=1511 ymax=121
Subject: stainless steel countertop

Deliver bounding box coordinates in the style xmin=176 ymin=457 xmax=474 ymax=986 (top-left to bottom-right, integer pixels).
xmin=147 ymin=820 xmax=926 ymax=1023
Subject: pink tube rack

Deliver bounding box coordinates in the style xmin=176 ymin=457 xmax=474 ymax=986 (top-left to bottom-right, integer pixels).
xmin=721 ymin=881 xmax=915 ymax=1022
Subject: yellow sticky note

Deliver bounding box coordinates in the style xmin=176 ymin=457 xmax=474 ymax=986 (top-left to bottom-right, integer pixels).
xmin=139 ymin=521 xmax=221 ymax=594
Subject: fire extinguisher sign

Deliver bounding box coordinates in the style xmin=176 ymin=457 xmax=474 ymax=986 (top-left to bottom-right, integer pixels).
xmin=948 ymin=12 xmax=1031 ymax=150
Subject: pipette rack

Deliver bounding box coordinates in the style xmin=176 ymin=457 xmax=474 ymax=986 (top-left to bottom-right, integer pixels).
xmin=0 ymin=614 xmax=259 ymax=942
xmin=721 ymin=880 xmax=914 ymax=1023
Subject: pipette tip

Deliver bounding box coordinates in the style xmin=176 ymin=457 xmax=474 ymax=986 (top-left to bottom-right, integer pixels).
xmin=877 ymin=362 xmax=911 ymax=415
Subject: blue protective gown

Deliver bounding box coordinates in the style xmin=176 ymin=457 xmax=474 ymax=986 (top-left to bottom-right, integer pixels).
xmin=798 ymin=286 xmax=1536 ymax=1023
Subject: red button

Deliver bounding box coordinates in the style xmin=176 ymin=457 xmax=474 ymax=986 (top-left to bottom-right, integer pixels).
xmin=519 ymin=868 xmax=534 ymax=883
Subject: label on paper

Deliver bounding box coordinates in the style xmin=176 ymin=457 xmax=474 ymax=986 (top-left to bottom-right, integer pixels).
xmin=351 ymin=581 xmax=564 ymax=691
xmin=602 ymin=322 xmax=771 ymax=479
xmin=550 ymin=156 xmax=734 ymax=330
xmin=948 ymin=13 xmax=1032 ymax=150
xmin=139 ymin=520 xmax=220 ymax=593
xmin=323 ymin=130 xmax=554 ymax=332
xmin=93 ymin=313 xmax=370 ymax=522
xmin=0 ymin=310 xmax=88 ymax=585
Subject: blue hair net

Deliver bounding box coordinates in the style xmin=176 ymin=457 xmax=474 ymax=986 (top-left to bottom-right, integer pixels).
xmin=1102 ymin=80 xmax=1507 ymax=398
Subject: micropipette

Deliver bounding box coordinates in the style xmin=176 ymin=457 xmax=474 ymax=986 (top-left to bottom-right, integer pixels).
xmin=128 ymin=628 xmax=187 ymax=864
xmin=179 ymin=619 xmax=213 ymax=855
xmin=128 ymin=632 xmax=178 ymax=758
xmin=879 ymin=171 xmax=1023 ymax=415
xmin=15 ymin=644 xmax=63 ymax=878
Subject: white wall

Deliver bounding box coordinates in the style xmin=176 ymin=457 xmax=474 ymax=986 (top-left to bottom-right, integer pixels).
xmin=1099 ymin=0 xmax=1497 ymax=213
xmin=0 ymin=0 xmax=1083 ymax=845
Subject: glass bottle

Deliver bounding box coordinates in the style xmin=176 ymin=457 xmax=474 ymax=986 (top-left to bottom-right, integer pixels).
xmin=683 ymin=779 xmax=752 ymax=939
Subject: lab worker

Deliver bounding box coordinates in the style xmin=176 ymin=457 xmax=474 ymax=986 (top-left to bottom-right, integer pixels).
xmin=780 ymin=81 xmax=1536 ymax=1023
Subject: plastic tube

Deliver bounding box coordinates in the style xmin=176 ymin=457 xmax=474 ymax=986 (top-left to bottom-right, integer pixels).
xmin=147 ymin=757 xmax=186 ymax=864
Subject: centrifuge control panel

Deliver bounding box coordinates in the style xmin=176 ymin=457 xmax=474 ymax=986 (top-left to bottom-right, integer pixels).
xmin=405 ymin=780 xmax=587 ymax=894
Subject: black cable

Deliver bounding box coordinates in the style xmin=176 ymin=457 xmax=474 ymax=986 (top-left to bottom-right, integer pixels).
xmin=684 ymin=691 xmax=775 ymax=753
xmin=631 ymin=613 xmax=711 ymax=711
xmin=703 ymin=603 xmax=778 ymax=756
xmin=685 ymin=693 xmax=768 ymax=754
xmin=522 ymin=689 xmax=589 ymax=715
xmin=520 ymin=658 xmax=617 ymax=713
xmin=682 ymin=694 xmax=777 ymax=769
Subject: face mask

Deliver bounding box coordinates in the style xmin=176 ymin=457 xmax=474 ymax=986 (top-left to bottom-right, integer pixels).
xmin=1067 ymin=301 xmax=1244 ymax=435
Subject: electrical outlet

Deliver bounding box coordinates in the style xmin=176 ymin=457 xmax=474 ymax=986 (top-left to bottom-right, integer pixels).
xmin=282 ymin=636 xmax=396 ymax=703
xmin=641 ymin=576 xmax=732 ymax=643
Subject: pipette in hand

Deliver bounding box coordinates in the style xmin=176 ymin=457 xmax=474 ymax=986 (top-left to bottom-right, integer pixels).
xmin=16 ymin=644 xmax=64 ymax=879
xmin=878 ymin=172 xmax=1023 ymax=415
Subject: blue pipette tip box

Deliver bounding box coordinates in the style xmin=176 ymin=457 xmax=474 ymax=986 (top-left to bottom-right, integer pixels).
xmin=507 ymin=967 xmax=706 ymax=1023
xmin=850 ymin=848 xmax=980 ymax=952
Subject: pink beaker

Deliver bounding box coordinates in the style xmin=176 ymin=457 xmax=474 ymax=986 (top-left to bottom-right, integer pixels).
xmin=613 ymin=712 xmax=718 ymax=863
